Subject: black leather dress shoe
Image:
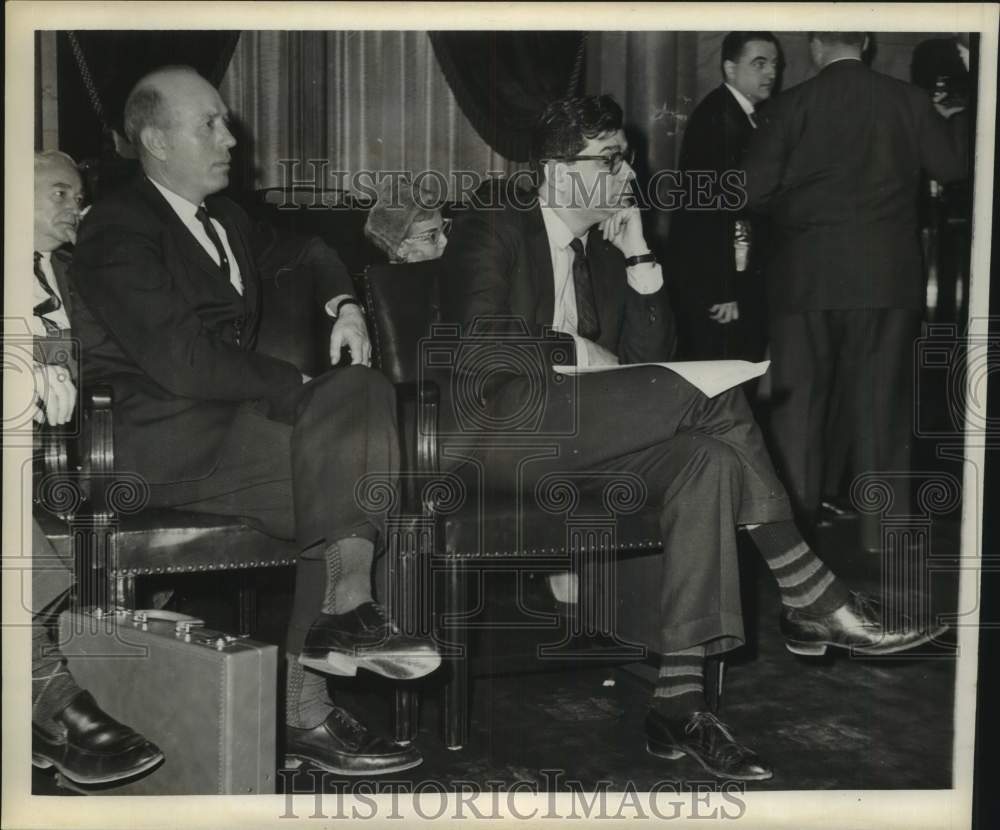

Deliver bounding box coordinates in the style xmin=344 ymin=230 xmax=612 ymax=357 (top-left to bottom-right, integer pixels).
xmin=780 ymin=591 xmax=948 ymax=656
xmin=299 ymin=601 xmax=441 ymax=680
xmin=32 ymin=691 xmax=164 ymax=785
xmin=285 ymin=705 xmax=422 ymax=776
xmin=645 ymin=710 xmax=773 ymax=781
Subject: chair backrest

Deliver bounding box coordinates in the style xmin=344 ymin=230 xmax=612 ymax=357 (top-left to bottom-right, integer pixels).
xmin=363 ymin=261 xmax=442 ymax=384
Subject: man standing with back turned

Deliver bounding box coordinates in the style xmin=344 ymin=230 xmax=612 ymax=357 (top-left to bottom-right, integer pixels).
xmin=744 ymin=32 xmax=968 ymax=543
xmin=69 ymin=66 xmax=440 ymax=776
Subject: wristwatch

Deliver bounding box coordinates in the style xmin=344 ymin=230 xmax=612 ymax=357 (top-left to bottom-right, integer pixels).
xmin=625 ymin=252 xmax=657 ymax=267
xmin=332 ymin=297 xmax=362 ymax=317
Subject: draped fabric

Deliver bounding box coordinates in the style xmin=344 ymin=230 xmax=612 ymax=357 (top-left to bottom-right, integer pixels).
xmin=219 ymin=31 xmax=525 ymax=198
xmin=56 ymin=30 xmax=239 ymax=164
xmin=586 ymin=31 xmax=700 ymax=248
xmin=428 ymin=31 xmax=586 ymax=162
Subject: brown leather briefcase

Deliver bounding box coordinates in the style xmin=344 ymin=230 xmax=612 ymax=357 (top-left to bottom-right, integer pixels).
xmin=57 ymin=608 xmax=277 ymax=795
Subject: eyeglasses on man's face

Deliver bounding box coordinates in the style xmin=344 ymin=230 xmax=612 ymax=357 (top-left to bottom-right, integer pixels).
xmin=542 ymin=147 xmax=636 ymax=175
xmin=406 ymin=217 xmax=452 ymax=245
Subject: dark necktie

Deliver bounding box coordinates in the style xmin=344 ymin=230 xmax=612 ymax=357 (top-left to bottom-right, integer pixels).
xmin=194 ymin=205 xmax=231 ymax=280
xmin=33 ymin=252 xmax=63 ymax=336
xmin=569 ymin=237 xmax=600 ymax=341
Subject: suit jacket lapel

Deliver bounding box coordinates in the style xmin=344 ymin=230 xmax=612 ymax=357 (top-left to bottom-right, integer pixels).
xmin=139 ymin=178 xmax=244 ymax=303
xmin=50 ymin=248 xmax=74 ymax=321
xmin=524 ymin=201 xmax=556 ymax=331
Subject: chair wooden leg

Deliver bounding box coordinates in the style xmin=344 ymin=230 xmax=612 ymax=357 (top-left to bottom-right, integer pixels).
xmin=114 ymin=574 xmax=136 ymax=611
xmin=393 ymin=688 xmax=419 ymax=744
xmin=442 ymin=562 xmax=469 ymax=750
xmin=705 ymin=655 xmax=725 ymax=713
xmin=237 ymin=572 xmax=257 ymax=636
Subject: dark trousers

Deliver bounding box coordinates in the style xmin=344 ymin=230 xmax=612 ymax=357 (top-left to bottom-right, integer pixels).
xmin=146 ymin=366 xmax=399 ymax=654
xmin=445 ymin=368 xmax=792 ymax=656
xmin=768 ymin=308 xmax=921 ymax=529
xmin=32 ymin=518 xmax=79 ymax=713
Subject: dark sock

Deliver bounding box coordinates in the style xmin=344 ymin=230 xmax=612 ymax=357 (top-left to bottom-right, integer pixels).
xmin=649 ymin=646 xmax=706 ymax=719
xmin=748 ymin=520 xmax=850 ymax=615
xmin=285 ymin=655 xmax=333 ymax=729
xmin=31 ymin=623 xmax=81 ymax=731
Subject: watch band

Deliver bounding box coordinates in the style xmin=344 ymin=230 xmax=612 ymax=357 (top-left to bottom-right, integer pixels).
xmin=625 ymin=252 xmax=657 ymax=267
xmin=333 ymin=297 xmax=362 ymax=317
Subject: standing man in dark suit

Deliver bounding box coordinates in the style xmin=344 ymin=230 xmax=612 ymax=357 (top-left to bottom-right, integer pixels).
xmin=744 ymin=32 xmax=968 ymax=541
xmin=668 ymin=32 xmax=779 ymax=361
xmin=31 ymin=150 xmax=164 ymax=785
xmin=442 ymin=95 xmax=939 ymax=781
xmin=69 ymin=66 xmax=439 ymax=776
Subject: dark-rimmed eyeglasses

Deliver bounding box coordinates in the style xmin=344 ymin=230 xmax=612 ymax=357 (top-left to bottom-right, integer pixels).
xmin=541 ymin=148 xmax=636 ymax=175
xmin=405 ymin=217 xmax=452 ymax=244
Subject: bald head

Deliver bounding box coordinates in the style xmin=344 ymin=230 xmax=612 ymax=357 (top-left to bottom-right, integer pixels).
xmin=35 ymin=150 xmax=83 ymax=251
xmin=124 ymin=65 xmax=236 ymax=204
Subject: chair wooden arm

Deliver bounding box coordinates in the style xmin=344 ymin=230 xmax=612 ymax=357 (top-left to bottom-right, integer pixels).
xmin=80 ymin=385 xmax=114 ymax=515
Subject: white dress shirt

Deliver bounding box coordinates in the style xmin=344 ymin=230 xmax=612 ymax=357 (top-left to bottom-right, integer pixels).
xmin=538 ymin=201 xmax=663 ymax=368
xmin=33 ymin=251 xmax=72 ymax=335
xmin=149 ymin=178 xmax=244 ymax=296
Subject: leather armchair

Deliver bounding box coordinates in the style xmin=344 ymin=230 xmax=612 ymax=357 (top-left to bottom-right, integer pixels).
xmin=363 ymin=261 xmax=723 ymax=750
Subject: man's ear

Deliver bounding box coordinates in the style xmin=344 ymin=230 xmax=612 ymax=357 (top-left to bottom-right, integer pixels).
xmin=722 ymin=59 xmax=736 ymax=85
xmin=547 ymin=161 xmax=571 ymax=201
xmin=139 ymin=125 xmax=168 ymax=162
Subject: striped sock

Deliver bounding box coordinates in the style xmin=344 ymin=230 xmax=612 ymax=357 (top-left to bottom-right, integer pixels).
xmin=650 ymin=646 xmax=706 ymax=718
xmin=748 ymin=520 xmax=850 ymax=615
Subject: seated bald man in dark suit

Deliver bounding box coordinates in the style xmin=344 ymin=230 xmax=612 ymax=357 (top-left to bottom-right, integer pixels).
xmin=69 ymin=66 xmax=439 ymax=776
xmin=441 ymin=95 xmax=943 ymax=781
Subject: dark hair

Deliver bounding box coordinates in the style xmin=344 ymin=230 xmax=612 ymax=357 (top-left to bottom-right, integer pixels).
xmin=809 ymin=31 xmax=867 ymax=48
xmin=720 ymin=32 xmax=780 ymax=74
xmin=530 ymin=95 xmax=624 ymax=180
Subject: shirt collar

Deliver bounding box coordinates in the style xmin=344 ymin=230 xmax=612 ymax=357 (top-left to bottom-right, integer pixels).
xmin=826 ymin=56 xmax=863 ymax=67
xmin=149 ymin=176 xmax=204 ymax=224
xmin=36 ymin=250 xmax=53 ymax=264
xmin=724 ymin=83 xmax=756 ymax=117
xmin=538 ymin=197 xmax=584 ymax=251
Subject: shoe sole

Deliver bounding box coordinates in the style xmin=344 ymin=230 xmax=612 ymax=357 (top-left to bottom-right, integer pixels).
xmin=299 ymin=650 xmax=442 ymax=681
xmin=284 ymin=753 xmax=423 ymax=777
xmin=785 ymin=625 xmax=947 ymax=657
xmin=645 ymin=741 xmax=773 ymax=782
xmin=32 ymin=751 xmax=164 ymax=786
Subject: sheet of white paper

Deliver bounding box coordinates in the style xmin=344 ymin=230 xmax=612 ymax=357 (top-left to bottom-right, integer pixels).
xmin=552 ymin=360 xmax=770 ymax=397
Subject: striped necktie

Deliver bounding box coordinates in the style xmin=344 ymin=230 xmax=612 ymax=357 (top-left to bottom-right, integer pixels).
xmin=33 ymin=252 xmax=63 ymax=336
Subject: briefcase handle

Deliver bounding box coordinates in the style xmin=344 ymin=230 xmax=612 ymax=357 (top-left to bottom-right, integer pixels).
xmin=132 ymin=609 xmax=206 ymax=634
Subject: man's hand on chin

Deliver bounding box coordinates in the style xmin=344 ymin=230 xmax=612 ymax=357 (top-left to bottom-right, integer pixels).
xmin=598 ymin=206 xmax=649 ymax=258
xmin=329 ymin=306 xmax=372 ymax=367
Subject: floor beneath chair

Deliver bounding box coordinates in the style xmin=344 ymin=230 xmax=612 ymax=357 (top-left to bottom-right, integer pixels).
xmin=32 ymin=514 xmax=961 ymax=796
